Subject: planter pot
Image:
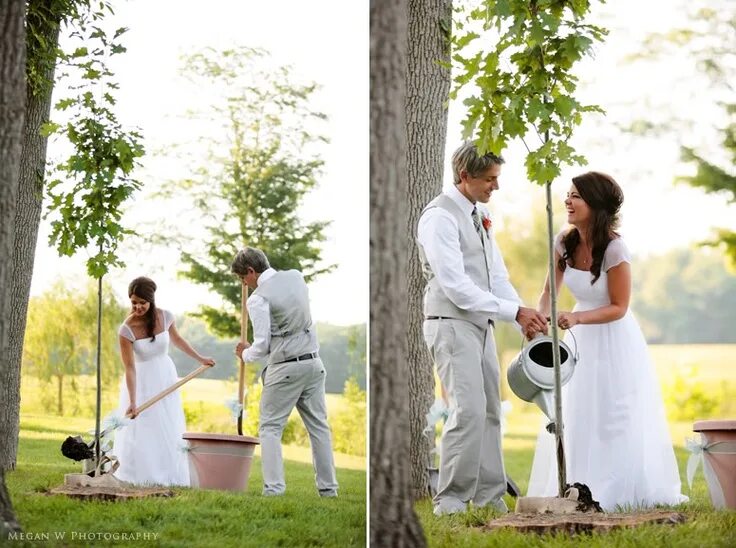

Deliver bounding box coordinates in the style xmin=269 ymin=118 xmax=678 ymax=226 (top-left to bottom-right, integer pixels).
xmin=692 ymin=420 xmax=736 ymax=509
xmin=182 ymin=433 xmax=260 ymax=492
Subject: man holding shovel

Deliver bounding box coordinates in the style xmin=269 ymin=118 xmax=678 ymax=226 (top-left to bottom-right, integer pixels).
xmin=233 ymin=247 xmax=339 ymax=497
xmin=417 ymin=142 xmax=548 ymax=515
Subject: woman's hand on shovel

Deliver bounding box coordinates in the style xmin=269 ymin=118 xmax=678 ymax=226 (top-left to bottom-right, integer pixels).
xmin=199 ymin=356 xmax=216 ymax=367
xmin=126 ymin=402 xmax=138 ymax=419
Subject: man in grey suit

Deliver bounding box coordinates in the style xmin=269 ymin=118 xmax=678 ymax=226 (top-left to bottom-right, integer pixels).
xmin=233 ymin=247 xmax=338 ymax=497
xmin=417 ymin=142 xmax=548 ymax=516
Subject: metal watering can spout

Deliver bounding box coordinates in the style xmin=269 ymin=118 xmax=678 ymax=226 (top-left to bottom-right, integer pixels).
xmin=533 ymin=390 xmax=556 ymax=423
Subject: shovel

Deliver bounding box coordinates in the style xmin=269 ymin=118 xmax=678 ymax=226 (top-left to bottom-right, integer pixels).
xmin=237 ymin=284 xmax=249 ymax=435
xmin=61 ymin=363 xmax=211 ymax=461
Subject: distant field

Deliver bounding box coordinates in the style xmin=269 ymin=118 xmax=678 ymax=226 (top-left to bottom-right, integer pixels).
xmin=489 ymin=343 xmax=736 ymax=424
xmin=649 ymin=344 xmax=736 ymax=383
xmin=180 ymin=377 xmax=350 ymax=414
xmin=500 ymin=343 xmax=736 ymax=387
xmin=21 ymin=375 xmax=351 ymax=416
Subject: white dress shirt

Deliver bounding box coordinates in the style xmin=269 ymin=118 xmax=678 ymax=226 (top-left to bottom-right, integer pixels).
xmin=417 ymin=184 xmax=521 ymax=323
xmin=241 ymin=268 xmax=276 ymax=364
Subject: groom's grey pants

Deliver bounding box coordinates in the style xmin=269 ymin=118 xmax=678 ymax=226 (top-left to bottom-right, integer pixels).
xmin=423 ymin=318 xmax=506 ymax=509
xmin=259 ymin=357 xmax=339 ymax=495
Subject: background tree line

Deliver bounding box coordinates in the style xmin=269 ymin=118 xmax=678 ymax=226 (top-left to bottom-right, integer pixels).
xmin=169 ymin=317 xmax=366 ymax=391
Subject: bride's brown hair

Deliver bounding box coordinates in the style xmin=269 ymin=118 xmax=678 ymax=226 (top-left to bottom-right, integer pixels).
xmin=559 ymin=172 xmax=624 ymax=284
xmin=128 ymin=277 xmax=158 ymax=341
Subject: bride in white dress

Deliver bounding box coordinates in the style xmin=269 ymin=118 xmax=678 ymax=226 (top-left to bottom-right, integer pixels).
xmin=527 ymin=172 xmax=688 ymax=510
xmin=112 ymin=277 xmax=215 ymax=486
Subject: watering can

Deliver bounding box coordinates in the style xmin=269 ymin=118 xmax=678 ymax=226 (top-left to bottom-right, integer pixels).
xmin=507 ymin=332 xmax=578 ymax=423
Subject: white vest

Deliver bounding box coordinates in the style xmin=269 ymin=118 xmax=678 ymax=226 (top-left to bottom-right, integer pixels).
xmin=254 ymin=270 xmax=317 ymax=365
xmin=417 ymin=193 xmax=494 ymax=328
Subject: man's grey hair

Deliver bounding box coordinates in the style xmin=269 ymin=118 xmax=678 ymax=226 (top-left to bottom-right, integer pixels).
xmin=231 ymin=247 xmax=270 ymax=275
xmin=451 ymin=141 xmax=505 ymax=185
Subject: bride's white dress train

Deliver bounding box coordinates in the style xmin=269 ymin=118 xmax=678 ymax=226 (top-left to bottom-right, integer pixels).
xmin=527 ymin=237 xmax=688 ymax=510
xmin=112 ymin=309 xmax=189 ymax=486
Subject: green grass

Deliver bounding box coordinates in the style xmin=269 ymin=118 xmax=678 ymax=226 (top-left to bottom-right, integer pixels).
xmin=418 ymin=406 xmax=736 ymax=547
xmin=6 ymin=414 xmax=366 ymax=547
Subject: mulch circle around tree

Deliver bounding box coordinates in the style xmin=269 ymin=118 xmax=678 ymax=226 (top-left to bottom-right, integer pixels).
xmin=487 ymin=510 xmax=687 ymax=535
xmin=48 ymin=485 xmax=174 ymax=502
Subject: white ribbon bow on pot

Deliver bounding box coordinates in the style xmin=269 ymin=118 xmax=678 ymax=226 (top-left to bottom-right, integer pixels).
xmin=686 ymin=433 xmax=736 ymax=509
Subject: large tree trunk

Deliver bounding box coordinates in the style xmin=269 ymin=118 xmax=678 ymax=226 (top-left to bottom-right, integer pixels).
xmin=370 ymin=0 xmax=426 ymax=545
xmin=1 ymin=469 xmax=21 ymax=537
xmin=0 ymin=0 xmax=62 ymax=470
xmin=405 ymin=0 xmax=452 ymax=500
xmin=0 ymin=0 xmax=27 ymax=536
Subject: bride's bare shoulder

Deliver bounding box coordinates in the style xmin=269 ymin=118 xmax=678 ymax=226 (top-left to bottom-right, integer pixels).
xmin=124 ymin=314 xmax=139 ymax=326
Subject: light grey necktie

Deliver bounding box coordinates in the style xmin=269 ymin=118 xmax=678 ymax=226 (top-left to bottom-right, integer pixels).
xmin=471 ymin=207 xmax=484 ymax=241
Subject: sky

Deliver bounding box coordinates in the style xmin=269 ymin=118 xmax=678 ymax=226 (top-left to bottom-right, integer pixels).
xmin=32 ymin=0 xmax=368 ymax=325
xmin=31 ymin=0 xmax=734 ymax=324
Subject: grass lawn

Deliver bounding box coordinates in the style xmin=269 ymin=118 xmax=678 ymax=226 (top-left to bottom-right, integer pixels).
xmin=6 ymin=414 xmax=366 ymax=547
xmin=418 ymin=406 xmax=736 ymax=547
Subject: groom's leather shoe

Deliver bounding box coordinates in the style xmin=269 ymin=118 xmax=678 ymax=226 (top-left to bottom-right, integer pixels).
xmin=433 ymin=498 xmax=467 ymax=516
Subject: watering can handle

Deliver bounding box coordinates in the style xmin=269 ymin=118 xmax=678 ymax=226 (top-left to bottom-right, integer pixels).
xmin=518 ymin=321 xmax=579 ymax=362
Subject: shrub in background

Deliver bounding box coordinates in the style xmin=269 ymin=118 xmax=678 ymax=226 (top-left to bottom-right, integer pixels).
xmin=329 ymin=378 xmax=366 ymax=457
xmin=663 ymin=365 xmax=722 ymax=421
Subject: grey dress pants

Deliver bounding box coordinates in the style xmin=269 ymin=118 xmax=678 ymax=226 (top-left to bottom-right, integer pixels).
xmin=423 ymin=318 xmax=507 ymax=512
xmin=259 ymin=357 xmax=339 ymax=496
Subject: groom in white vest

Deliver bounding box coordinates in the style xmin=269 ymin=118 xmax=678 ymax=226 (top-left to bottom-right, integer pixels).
xmin=233 ymin=247 xmax=338 ymax=497
xmin=417 ymin=141 xmax=548 ymax=516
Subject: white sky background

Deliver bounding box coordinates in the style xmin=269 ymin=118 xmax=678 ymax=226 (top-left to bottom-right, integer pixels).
xmin=445 ymin=0 xmax=736 ymax=257
xmin=32 ymin=0 xmax=368 ymax=325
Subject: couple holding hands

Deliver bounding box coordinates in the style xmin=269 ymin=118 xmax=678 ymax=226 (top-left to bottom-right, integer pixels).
xmin=419 ymin=142 xmax=687 ymax=515
xmin=112 ymin=248 xmax=338 ymax=498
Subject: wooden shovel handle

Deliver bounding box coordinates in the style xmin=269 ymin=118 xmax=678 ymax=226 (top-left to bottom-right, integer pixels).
xmin=237 ymin=285 xmax=249 ymax=435
xmin=130 ymin=364 xmax=210 ymax=417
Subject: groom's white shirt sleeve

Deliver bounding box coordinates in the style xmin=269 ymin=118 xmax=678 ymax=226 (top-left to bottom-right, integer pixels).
xmin=417 ymin=186 xmax=520 ymax=323
xmin=488 ymin=235 xmax=523 ymax=311
xmin=241 ymin=268 xmax=276 ymax=363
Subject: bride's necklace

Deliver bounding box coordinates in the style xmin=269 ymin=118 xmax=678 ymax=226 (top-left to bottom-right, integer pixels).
xmin=579 ymin=240 xmax=592 ymax=267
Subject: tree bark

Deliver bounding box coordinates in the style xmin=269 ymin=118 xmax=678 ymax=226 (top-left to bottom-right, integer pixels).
xmin=1 ymin=468 xmax=21 ymax=537
xmin=370 ymin=0 xmax=426 ymax=545
xmin=1 ymin=0 xmax=62 ymax=470
xmin=405 ymin=0 xmax=452 ymax=500
xmin=0 ymin=0 xmax=27 ymax=536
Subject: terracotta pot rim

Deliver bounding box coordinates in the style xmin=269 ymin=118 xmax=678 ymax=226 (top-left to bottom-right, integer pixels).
xmin=693 ymin=419 xmax=736 ymax=431
xmin=182 ymin=432 xmax=260 ymax=444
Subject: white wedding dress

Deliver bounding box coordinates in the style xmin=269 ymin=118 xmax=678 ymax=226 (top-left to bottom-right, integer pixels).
xmin=112 ymin=309 xmax=190 ymax=486
xmin=527 ymin=236 xmax=688 ymax=510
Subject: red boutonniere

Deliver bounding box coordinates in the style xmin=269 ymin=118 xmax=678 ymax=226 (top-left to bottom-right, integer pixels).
xmin=482 ymin=216 xmax=492 ymax=232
